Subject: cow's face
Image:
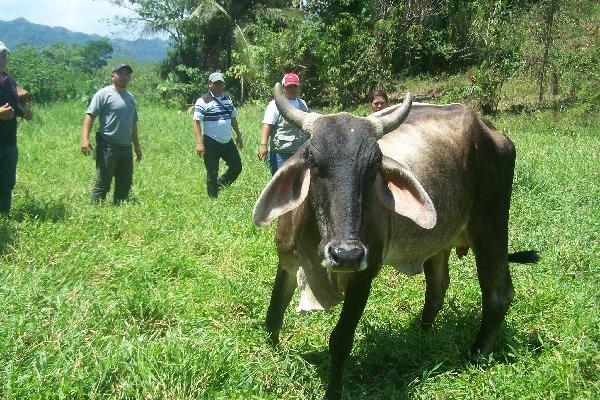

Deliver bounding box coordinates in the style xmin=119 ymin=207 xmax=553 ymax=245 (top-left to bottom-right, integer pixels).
xmin=253 ymin=84 xmax=436 ymax=273
xmin=304 ymin=115 xmax=381 ymax=271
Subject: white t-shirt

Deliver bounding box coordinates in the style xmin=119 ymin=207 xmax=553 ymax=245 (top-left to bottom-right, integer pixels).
xmin=193 ymin=92 xmax=238 ymax=143
xmin=262 ymin=98 xmax=307 ymax=125
xmin=262 ymin=98 xmax=309 ymax=153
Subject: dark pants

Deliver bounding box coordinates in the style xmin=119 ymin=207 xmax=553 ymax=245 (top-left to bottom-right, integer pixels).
xmin=269 ymin=151 xmax=292 ymax=176
xmin=0 ymin=145 xmax=17 ymax=214
xmin=92 ymin=138 xmax=133 ymax=204
xmin=203 ymin=135 xmax=242 ymax=198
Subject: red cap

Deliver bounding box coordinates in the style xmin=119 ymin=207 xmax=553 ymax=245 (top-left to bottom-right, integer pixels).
xmin=282 ymin=73 xmax=300 ymax=86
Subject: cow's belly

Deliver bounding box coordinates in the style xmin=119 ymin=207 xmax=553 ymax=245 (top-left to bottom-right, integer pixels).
xmin=382 ymin=225 xmax=469 ymax=275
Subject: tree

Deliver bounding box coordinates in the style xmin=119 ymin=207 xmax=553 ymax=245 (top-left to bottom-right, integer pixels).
xmin=81 ymin=39 xmax=114 ymax=73
xmin=40 ymin=40 xmax=113 ymax=73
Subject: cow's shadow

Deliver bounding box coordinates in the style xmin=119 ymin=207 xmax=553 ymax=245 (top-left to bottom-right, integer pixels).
xmin=11 ymin=196 xmax=67 ymax=223
xmin=0 ymin=218 xmax=15 ymax=254
xmin=301 ymin=308 xmax=535 ymax=399
xmin=0 ymin=197 xmax=67 ymax=254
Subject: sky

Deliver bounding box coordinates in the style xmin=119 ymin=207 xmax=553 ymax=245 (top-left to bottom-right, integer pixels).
xmin=0 ymin=0 xmax=146 ymax=39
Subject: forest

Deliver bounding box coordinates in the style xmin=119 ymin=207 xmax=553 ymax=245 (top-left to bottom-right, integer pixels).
xmin=8 ymin=0 xmax=598 ymax=113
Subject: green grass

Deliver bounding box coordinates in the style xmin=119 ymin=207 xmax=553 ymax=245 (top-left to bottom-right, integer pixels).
xmin=0 ymin=98 xmax=598 ymax=399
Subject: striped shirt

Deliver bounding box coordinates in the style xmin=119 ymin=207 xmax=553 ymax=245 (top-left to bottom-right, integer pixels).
xmin=193 ymin=92 xmax=238 ymax=143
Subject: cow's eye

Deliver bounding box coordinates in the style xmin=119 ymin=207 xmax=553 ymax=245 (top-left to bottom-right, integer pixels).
xmin=317 ymin=165 xmax=329 ymax=178
xmin=308 ymin=158 xmax=327 ymax=178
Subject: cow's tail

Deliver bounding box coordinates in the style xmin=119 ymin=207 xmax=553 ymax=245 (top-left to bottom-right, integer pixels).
xmin=508 ymin=250 xmax=540 ymax=264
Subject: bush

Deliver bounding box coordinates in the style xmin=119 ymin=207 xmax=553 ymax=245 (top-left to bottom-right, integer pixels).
xmin=9 ymin=46 xmax=105 ymax=103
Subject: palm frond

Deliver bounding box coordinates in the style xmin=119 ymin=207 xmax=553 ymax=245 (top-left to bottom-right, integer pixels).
xmin=191 ymin=0 xmax=232 ymax=23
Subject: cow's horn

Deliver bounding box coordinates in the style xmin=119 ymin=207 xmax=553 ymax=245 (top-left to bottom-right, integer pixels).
xmin=273 ymin=82 xmax=320 ymax=135
xmin=367 ymin=92 xmax=413 ymax=137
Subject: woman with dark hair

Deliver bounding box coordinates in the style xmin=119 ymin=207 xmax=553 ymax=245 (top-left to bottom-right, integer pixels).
xmin=370 ymin=89 xmax=389 ymax=112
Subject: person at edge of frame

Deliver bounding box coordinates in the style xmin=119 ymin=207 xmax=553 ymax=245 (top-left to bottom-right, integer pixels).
xmin=80 ymin=63 xmax=142 ymax=204
xmin=0 ymin=41 xmax=33 ymax=215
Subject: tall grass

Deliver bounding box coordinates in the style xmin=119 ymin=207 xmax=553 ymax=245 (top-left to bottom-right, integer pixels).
xmin=0 ymin=98 xmax=598 ymax=399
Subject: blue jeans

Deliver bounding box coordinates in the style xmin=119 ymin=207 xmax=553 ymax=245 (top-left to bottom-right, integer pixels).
xmin=0 ymin=145 xmax=18 ymax=214
xmin=269 ymin=151 xmax=292 ymax=176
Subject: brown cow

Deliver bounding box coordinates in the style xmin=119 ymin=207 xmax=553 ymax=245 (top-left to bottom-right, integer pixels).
xmin=253 ymin=83 xmax=538 ymax=400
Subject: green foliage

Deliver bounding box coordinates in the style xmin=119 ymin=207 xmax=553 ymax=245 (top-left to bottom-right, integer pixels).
xmin=6 ymin=0 xmax=598 ymax=110
xmin=522 ymin=0 xmax=599 ymax=107
xmin=7 ymin=43 xmax=165 ymax=105
xmin=41 ymin=39 xmax=113 ymax=74
xmin=8 ymin=46 xmax=106 ymax=103
xmin=467 ymin=58 xmax=522 ymax=114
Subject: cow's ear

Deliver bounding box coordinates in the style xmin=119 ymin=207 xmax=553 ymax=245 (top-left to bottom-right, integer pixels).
xmin=375 ymin=155 xmax=437 ymax=229
xmin=253 ymin=156 xmax=311 ymax=226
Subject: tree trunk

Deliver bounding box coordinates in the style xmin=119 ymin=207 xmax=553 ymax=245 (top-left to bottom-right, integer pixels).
xmin=551 ymin=70 xmax=559 ymax=96
xmin=538 ymin=0 xmax=559 ymax=104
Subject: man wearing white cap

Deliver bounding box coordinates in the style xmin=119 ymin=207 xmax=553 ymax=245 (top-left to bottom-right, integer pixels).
xmin=258 ymin=72 xmax=309 ymax=175
xmin=193 ymin=72 xmax=244 ymax=198
xmin=0 ymin=41 xmax=33 ymax=214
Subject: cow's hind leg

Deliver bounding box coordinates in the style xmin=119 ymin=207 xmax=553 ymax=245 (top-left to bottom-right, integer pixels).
xmin=469 ymin=143 xmax=515 ymax=356
xmin=265 ymin=252 xmax=298 ymax=346
xmin=421 ymin=249 xmax=450 ymax=329
xmin=324 ymin=272 xmax=374 ymax=400
xmin=470 ymin=240 xmax=513 ymax=356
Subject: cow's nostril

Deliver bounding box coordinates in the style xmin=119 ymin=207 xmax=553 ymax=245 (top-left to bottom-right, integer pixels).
xmin=330 ymin=243 xmax=365 ymax=265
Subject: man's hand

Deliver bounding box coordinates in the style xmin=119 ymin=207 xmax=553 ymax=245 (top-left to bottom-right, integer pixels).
xmin=0 ymin=103 xmax=14 ymax=120
xmin=236 ymin=133 xmax=244 ymax=149
xmin=80 ymin=138 xmax=93 ymax=156
xmin=134 ymin=145 xmax=142 ymax=162
xmin=196 ymin=143 xmax=205 ymax=158
xmin=22 ymin=107 xmax=33 ymax=121
xmin=257 ymin=145 xmax=268 ymax=161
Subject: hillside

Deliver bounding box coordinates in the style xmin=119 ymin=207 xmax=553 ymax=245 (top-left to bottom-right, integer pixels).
xmin=0 ymin=18 xmax=169 ymax=63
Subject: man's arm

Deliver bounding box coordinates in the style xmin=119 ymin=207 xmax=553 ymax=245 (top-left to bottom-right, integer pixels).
xmin=231 ymin=117 xmax=244 ymax=149
xmin=132 ymin=121 xmax=142 ymax=162
xmin=193 ymin=119 xmax=205 ymax=158
xmin=258 ymin=123 xmax=271 ymax=160
xmin=80 ymin=113 xmax=96 ymax=155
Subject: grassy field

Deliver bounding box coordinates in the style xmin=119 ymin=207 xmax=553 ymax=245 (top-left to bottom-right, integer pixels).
xmin=0 ymin=98 xmax=598 ymax=399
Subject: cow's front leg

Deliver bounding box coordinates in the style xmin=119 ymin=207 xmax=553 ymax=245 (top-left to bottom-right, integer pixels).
xmin=265 ymin=253 xmax=298 ymax=346
xmin=324 ymin=272 xmax=373 ymax=400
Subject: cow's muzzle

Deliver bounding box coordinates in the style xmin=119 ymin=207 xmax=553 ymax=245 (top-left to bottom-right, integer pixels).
xmin=322 ymin=240 xmax=368 ymax=272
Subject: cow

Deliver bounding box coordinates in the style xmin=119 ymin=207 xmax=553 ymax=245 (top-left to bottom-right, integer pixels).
xmin=253 ymin=83 xmax=539 ymax=400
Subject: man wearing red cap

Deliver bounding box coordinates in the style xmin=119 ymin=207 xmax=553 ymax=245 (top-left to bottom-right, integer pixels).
xmin=258 ymin=72 xmax=309 ymax=175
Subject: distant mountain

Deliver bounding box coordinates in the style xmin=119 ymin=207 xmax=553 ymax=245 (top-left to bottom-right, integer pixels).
xmin=0 ymin=18 xmax=170 ymax=63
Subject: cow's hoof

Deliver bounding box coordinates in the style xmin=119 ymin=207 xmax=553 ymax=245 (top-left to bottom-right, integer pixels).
xmin=323 ymin=387 xmax=343 ymax=400
xmin=469 ymin=341 xmax=493 ymax=364
xmin=420 ymin=320 xmax=433 ymax=330
xmin=267 ymin=331 xmax=280 ymax=347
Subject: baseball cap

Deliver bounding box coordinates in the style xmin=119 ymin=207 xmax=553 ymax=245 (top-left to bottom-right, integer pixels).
xmin=208 ymin=72 xmax=226 ymax=83
xmin=0 ymin=41 xmax=10 ymax=55
xmin=112 ymin=63 xmax=133 ymax=73
xmin=282 ymin=73 xmax=300 ymax=86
